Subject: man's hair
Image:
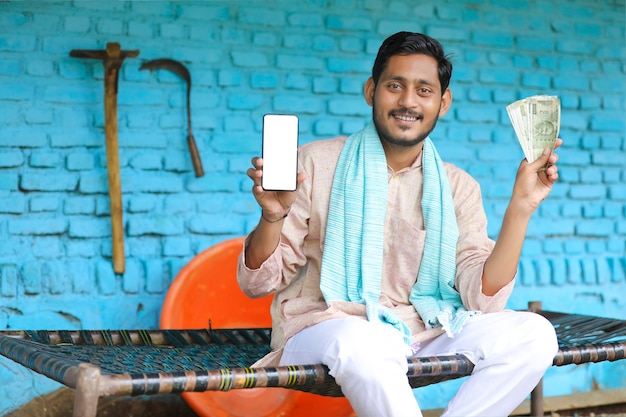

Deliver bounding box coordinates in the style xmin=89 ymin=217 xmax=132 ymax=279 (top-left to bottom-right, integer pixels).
xmin=371 ymin=31 xmax=453 ymax=94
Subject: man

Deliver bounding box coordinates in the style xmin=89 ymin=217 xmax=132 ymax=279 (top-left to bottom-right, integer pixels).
xmin=237 ymin=31 xmax=560 ymax=417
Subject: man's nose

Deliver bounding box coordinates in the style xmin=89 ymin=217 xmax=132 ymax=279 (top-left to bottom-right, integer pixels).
xmin=398 ymin=89 xmax=419 ymax=108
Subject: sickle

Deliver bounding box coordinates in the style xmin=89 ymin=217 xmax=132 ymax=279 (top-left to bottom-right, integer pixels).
xmin=140 ymin=58 xmax=204 ymax=177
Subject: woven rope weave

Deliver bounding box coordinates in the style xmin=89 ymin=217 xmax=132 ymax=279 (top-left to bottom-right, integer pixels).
xmin=0 ymin=311 xmax=624 ymax=398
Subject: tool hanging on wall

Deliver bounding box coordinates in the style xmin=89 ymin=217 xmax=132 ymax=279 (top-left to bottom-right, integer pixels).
xmin=70 ymin=42 xmax=139 ymax=274
xmin=139 ymin=58 xmax=204 ymax=178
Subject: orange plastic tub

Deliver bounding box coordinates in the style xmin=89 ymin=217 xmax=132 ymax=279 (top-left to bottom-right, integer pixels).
xmin=160 ymin=237 xmax=355 ymax=417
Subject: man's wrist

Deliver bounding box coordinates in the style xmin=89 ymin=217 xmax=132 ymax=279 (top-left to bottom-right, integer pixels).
xmin=261 ymin=208 xmax=290 ymax=223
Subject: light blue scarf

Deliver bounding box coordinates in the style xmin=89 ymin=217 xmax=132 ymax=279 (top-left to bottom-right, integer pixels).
xmin=320 ymin=122 xmax=477 ymax=343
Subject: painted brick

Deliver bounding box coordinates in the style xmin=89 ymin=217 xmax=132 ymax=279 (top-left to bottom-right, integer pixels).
xmin=43 ymin=85 xmax=99 ymax=104
xmin=582 ymin=203 xmax=603 ymax=218
xmin=326 ymin=15 xmax=371 ymax=31
xmin=565 ymin=257 xmax=582 ymax=284
xmin=250 ymin=72 xmax=279 ymax=89
xmin=227 ymin=94 xmax=264 ymax=110
xmin=477 ymin=68 xmax=518 ymax=85
xmin=66 ymin=241 xmax=97 ymax=257
xmin=64 ymin=197 xmax=96 ymax=215
xmin=78 ymin=174 xmax=108 ymax=194
xmin=311 ymin=35 xmax=336 ymax=51
xmin=608 ymin=257 xmax=626 ymax=282
xmin=569 ymin=185 xmax=607 ymax=200
xmin=21 ymin=263 xmax=41 ymax=295
xmin=603 ymin=168 xmax=622 ymax=183
xmin=8 ymin=218 xmax=66 ymax=235
xmin=127 ymin=195 xmax=158 ymax=213
xmin=0 ymin=34 xmax=37 ymax=52
xmin=163 ymin=153 xmax=196 ymax=174
xmin=128 ymin=21 xmax=154 ymax=37
xmin=580 ymin=95 xmax=602 ymax=110
xmin=564 ymin=239 xmax=586 ymax=256
xmin=581 ymin=257 xmax=598 ymax=284
xmin=0 ymin=264 xmax=18 ymax=297
xmin=211 ymin=132 xmax=258 ymax=154
xmin=314 ymin=120 xmax=341 ymax=136
xmin=20 ymin=173 xmax=78 ymax=192
xmin=95 ymin=18 xmax=124 ymax=35
xmin=592 ymin=150 xmax=626 ymax=166
xmin=587 ymin=240 xmax=607 ymax=255
xmin=339 ymin=77 xmax=363 ymax=95
xmin=313 ymin=77 xmax=338 ymax=94
xmin=123 ymin=259 xmax=142 ymax=294
xmin=284 ymin=34 xmax=312 ymax=50
xmin=231 ymin=51 xmax=269 ymax=68
xmin=66 ymin=152 xmax=95 ymax=171
xmin=30 ymin=196 xmax=59 ymax=213
xmin=186 ymin=173 xmax=241 ymax=193
xmin=251 ymin=32 xmax=278 ymax=47
xmin=284 ymin=73 xmax=309 ymax=90
xmin=290 ymin=13 xmax=324 ymax=27
xmin=328 ymin=98 xmax=369 ymax=116
xmin=608 ymin=184 xmax=626 ymax=201
xmin=327 ymin=57 xmax=370 ymax=74
xmin=276 ymin=54 xmax=324 ymax=71
xmin=127 ymin=237 xmax=160 ymax=257
xmin=163 ymin=236 xmax=191 ymax=257
xmin=160 ymin=22 xmax=186 ymax=39
xmin=123 ymin=174 xmax=183 ymax=193
xmin=273 ymin=95 xmax=323 ymax=114
xmin=424 ymin=25 xmax=467 ymax=41
xmin=68 ymin=218 xmax=110 ymax=238
xmin=43 ymin=260 xmax=69 ymax=294
xmin=96 ymin=260 xmax=116 ymax=294
xmin=521 ymin=73 xmax=551 ymax=89
xmin=217 ymin=70 xmax=243 ymax=87
xmin=472 ymin=32 xmax=514 ymax=48
xmin=129 ymin=153 xmax=162 ymax=170
xmin=455 ymin=106 xmax=499 ymax=123
xmin=0 ymin=59 xmax=22 ymax=77
xmin=187 ymin=214 xmax=244 ymax=234
xmin=519 ymin=258 xmax=535 ymax=286
xmin=575 ymin=219 xmax=615 ymax=237
xmin=552 ymin=74 xmax=589 ymax=91
xmin=144 ymin=259 xmax=166 ymax=294
xmin=68 ymin=259 xmax=93 ymax=294
xmin=590 ymin=114 xmax=625 ymax=132
xmin=127 ymin=216 xmax=184 ymax=236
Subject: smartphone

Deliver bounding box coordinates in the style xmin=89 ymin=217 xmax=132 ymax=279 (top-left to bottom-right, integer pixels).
xmin=261 ymin=114 xmax=299 ymax=191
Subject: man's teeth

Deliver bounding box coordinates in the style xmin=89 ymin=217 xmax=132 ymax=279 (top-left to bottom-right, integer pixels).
xmin=395 ymin=114 xmax=418 ymax=121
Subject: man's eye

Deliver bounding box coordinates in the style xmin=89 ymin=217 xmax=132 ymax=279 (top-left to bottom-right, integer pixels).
xmin=388 ymin=83 xmax=402 ymax=90
xmin=418 ymin=88 xmax=433 ymax=95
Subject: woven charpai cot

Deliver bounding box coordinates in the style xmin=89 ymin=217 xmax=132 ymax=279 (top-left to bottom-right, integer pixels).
xmin=0 ymin=308 xmax=624 ymax=417
xmin=0 ymin=310 xmax=624 ymax=397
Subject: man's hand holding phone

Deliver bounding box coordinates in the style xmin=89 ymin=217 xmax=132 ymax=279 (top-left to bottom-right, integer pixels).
xmin=247 ymin=114 xmax=305 ymax=224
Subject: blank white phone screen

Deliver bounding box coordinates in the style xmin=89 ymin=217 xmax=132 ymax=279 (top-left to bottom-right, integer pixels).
xmin=262 ymin=114 xmax=299 ymax=191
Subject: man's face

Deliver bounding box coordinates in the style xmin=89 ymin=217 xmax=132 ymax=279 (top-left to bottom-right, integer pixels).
xmin=365 ymin=54 xmax=451 ymax=148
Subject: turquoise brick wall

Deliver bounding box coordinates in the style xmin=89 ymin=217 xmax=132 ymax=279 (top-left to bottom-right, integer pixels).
xmin=0 ymin=0 xmax=624 ymax=413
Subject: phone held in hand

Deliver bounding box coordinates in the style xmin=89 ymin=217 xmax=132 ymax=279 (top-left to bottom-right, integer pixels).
xmin=261 ymin=114 xmax=299 ymax=191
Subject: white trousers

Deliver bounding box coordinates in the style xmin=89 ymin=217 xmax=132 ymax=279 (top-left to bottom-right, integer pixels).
xmin=280 ymin=311 xmax=558 ymax=417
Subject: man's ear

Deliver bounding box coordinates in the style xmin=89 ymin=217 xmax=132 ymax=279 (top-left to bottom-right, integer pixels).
xmin=439 ymin=88 xmax=453 ymax=117
xmin=364 ymin=77 xmax=375 ymax=106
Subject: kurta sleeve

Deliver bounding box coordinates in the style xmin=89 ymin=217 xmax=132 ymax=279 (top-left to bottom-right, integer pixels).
xmin=237 ymin=151 xmax=314 ymax=299
xmin=448 ymin=166 xmax=515 ymax=313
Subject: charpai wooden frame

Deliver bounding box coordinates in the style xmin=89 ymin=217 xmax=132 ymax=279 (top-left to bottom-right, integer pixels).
xmin=0 ymin=302 xmax=624 ymax=417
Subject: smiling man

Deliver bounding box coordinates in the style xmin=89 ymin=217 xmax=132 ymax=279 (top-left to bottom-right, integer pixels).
xmin=238 ymin=32 xmax=561 ymax=417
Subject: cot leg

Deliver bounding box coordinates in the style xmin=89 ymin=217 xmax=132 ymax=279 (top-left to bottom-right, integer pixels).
xmin=527 ymin=300 xmax=545 ymax=416
xmin=530 ymin=378 xmax=544 ymax=416
xmin=73 ymin=363 xmax=101 ymax=417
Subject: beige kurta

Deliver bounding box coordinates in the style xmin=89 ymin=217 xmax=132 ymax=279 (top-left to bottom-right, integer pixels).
xmin=237 ymin=136 xmax=514 ymax=367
